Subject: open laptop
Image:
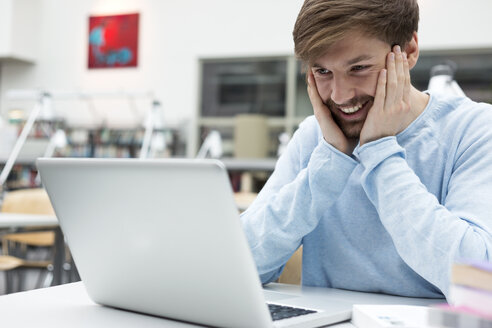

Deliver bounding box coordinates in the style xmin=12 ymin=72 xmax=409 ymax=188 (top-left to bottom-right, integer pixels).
xmin=37 ymin=158 xmax=434 ymax=328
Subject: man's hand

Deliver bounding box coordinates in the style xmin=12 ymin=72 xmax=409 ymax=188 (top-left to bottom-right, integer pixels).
xmin=307 ymin=72 xmax=355 ymax=155
xmin=359 ymin=45 xmax=412 ymax=146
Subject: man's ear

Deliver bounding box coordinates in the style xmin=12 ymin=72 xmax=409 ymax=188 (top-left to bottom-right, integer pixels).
xmin=403 ymin=32 xmax=419 ymax=69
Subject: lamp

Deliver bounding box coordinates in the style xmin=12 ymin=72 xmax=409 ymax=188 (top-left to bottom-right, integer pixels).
xmin=197 ymin=130 xmax=223 ymax=159
xmin=0 ymin=92 xmax=52 ymax=187
xmin=428 ymin=61 xmax=465 ymax=97
xmin=140 ymin=100 xmax=166 ymax=159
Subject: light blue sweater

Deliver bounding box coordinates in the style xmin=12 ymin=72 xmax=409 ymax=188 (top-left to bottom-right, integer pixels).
xmin=240 ymin=92 xmax=492 ymax=299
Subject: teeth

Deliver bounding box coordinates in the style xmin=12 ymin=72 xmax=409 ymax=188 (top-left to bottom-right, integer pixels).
xmin=339 ymin=103 xmax=363 ymax=114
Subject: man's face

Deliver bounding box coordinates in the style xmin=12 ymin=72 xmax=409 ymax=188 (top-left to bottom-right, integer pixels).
xmin=311 ymin=32 xmax=391 ymax=139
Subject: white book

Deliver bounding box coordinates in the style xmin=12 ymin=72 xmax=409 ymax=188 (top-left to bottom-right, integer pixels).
xmin=449 ymin=284 xmax=492 ymax=316
xmin=351 ymin=304 xmax=432 ymax=328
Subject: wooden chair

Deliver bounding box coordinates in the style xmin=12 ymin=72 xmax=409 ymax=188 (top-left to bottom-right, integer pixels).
xmin=278 ymin=246 xmax=302 ymax=285
xmin=0 ymin=188 xmax=56 ymax=293
xmin=234 ymin=192 xmax=302 ymax=285
xmin=233 ymin=191 xmax=258 ymax=213
xmin=0 ymin=255 xmax=23 ymax=271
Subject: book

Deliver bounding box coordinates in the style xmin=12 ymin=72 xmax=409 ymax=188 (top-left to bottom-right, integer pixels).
xmin=428 ymin=304 xmax=492 ymax=328
xmin=351 ymin=304 xmax=432 ymax=328
xmin=449 ymin=284 xmax=492 ymax=316
xmin=451 ymin=260 xmax=492 ymax=292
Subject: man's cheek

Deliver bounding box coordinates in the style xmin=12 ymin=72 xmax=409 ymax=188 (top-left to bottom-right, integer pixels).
xmin=366 ymin=73 xmax=381 ymax=97
xmin=315 ymin=80 xmax=331 ymax=103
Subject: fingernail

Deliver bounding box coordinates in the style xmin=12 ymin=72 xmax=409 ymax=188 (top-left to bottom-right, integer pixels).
xmin=395 ymin=45 xmax=401 ymax=53
xmin=389 ymin=53 xmax=395 ymax=61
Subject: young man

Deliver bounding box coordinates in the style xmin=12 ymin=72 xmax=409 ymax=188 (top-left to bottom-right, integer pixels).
xmin=240 ymin=0 xmax=492 ymax=299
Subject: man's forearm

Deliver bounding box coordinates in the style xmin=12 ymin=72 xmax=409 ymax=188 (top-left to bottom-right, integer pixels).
xmin=241 ymin=139 xmax=357 ymax=283
xmin=356 ymin=137 xmax=492 ymax=298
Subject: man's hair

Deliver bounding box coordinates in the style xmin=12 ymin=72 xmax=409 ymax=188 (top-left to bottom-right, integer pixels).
xmin=293 ymin=0 xmax=419 ymax=64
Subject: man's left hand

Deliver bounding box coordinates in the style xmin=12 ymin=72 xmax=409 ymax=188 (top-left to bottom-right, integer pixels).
xmin=359 ymin=45 xmax=412 ymax=146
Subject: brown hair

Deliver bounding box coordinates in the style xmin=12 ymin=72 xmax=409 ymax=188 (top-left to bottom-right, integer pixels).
xmin=293 ymin=0 xmax=419 ymax=64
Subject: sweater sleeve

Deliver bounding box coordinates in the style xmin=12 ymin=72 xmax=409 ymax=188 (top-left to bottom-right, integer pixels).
xmin=241 ymin=119 xmax=358 ymax=284
xmin=355 ymin=136 xmax=492 ymax=298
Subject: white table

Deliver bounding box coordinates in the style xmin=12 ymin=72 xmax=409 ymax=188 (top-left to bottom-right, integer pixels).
xmin=0 ymin=282 xmax=441 ymax=327
xmin=220 ymin=158 xmax=277 ymax=172
xmin=0 ymin=213 xmax=58 ymax=228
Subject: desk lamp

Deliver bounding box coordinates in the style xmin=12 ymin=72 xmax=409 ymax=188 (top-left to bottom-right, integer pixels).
xmin=196 ymin=130 xmax=223 ymax=159
xmin=0 ymin=91 xmax=54 ymax=189
xmin=140 ymin=100 xmax=166 ymax=159
xmin=428 ymin=61 xmax=465 ymax=97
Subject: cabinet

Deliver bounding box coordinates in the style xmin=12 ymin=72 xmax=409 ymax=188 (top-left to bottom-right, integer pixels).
xmin=0 ymin=0 xmax=40 ymax=63
xmin=195 ymin=55 xmax=311 ymax=158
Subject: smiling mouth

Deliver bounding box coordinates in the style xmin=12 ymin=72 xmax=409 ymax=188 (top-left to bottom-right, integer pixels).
xmin=338 ymin=100 xmax=369 ymax=114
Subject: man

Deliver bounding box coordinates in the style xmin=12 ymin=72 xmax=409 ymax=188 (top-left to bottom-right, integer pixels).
xmin=240 ymin=0 xmax=492 ymax=299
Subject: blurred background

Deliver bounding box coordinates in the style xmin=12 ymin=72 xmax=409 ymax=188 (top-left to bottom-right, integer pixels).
xmin=0 ymin=0 xmax=491 ymax=294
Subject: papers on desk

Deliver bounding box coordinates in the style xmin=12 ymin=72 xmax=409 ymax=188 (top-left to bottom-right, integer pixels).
xmin=351 ymin=304 xmax=431 ymax=328
xmin=351 ymin=303 xmax=492 ymax=328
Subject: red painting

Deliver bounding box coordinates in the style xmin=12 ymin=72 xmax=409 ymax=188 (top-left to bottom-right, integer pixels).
xmin=88 ymin=13 xmax=139 ymax=69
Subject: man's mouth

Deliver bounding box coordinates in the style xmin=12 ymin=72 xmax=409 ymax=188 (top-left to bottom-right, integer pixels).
xmin=326 ymin=98 xmax=373 ymax=122
xmin=339 ymin=102 xmax=364 ymax=114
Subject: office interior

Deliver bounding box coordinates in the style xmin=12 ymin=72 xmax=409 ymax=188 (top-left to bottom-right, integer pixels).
xmin=0 ymin=0 xmax=491 ymax=315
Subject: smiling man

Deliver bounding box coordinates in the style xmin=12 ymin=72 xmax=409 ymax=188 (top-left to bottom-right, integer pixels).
xmin=240 ymin=0 xmax=492 ymax=299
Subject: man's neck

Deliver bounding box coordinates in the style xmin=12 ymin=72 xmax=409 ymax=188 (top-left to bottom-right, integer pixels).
xmin=407 ymin=86 xmax=430 ymax=127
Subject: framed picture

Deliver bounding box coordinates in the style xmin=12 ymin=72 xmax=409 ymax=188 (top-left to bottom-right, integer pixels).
xmin=88 ymin=13 xmax=139 ymax=69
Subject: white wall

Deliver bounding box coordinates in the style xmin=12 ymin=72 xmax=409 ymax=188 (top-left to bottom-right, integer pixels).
xmin=0 ymin=0 xmax=302 ymax=124
xmin=0 ymin=0 xmax=14 ymax=56
xmin=419 ymin=0 xmax=492 ymax=50
xmin=1 ymin=0 xmax=492 ymax=155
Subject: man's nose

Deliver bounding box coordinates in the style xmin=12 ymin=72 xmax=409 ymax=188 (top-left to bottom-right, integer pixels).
xmin=330 ymin=76 xmax=355 ymax=105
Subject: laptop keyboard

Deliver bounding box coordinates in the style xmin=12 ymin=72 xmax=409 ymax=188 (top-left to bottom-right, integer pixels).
xmin=268 ymin=303 xmax=317 ymax=321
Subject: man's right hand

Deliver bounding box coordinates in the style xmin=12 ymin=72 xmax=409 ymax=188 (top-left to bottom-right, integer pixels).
xmin=307 ymin=72 xmax=354 ymax=155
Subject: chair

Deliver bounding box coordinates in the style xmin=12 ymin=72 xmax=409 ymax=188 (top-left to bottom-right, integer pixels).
xmin=233 ymin=191 xmax=258 ymax=213
xmin=0 ymin=188 xmax=56 ymax=293
xmin=278 ymin=246 xmax=302 ymax=285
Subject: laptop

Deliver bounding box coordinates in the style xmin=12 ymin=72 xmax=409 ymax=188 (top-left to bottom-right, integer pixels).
xmin=37 ymin=158 xmax=434 ymax=328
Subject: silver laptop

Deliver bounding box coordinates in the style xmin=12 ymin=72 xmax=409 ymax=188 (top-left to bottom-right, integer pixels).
xmin=37 ymin=158 xmax=434 ymax=328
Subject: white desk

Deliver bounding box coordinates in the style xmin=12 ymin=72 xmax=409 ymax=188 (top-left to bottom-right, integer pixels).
xmin=0 ymin=213 xmax=58 ymax=228
xmin=220 ymin=158 xmax=277 ymax=172
xmin=0 ymin=282 xmax=441 ymax=327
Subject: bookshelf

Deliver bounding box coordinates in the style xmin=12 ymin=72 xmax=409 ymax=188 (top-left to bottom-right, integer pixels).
xmin=0 ymin=123 xmax=183 ymax=191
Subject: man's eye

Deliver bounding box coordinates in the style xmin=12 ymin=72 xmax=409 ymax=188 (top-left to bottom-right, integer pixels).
xmin=316 ymin=69 xmax=331 ymax=75
xmin=351 ymin=65 xmax=368 ymax=72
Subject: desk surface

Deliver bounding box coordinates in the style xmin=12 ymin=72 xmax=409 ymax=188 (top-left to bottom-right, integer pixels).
xmin=0 ymin=212 xmax=58 ymax=228
xmin=220 ymin=158 xmax=277 ymax=172
xmin=0 ymin=282 xmax=442 ymax=328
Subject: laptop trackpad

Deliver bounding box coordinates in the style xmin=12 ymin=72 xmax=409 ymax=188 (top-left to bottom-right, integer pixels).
xmin=263 ymin=290 xmax=300 ymax=302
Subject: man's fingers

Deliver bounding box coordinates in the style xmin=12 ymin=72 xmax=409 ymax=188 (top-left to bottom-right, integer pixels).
xmin=307 ymin=73 xmax=330 ymax=124
xmin=373 ymin=69 xmax=387 ymax=111
xmin=402 ymin=52 xmax=411 ymax=105
xmin=385 ymin=51 xmax=397 ymax=109
xmin=307 ymin=73 xmax=324 ymax=108
xmin=393 ymin=45 xmax=405 ymax=105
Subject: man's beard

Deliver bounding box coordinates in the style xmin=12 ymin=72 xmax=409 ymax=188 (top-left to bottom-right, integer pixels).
xmin=324 ymin=96 xmax=373 ymax=139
